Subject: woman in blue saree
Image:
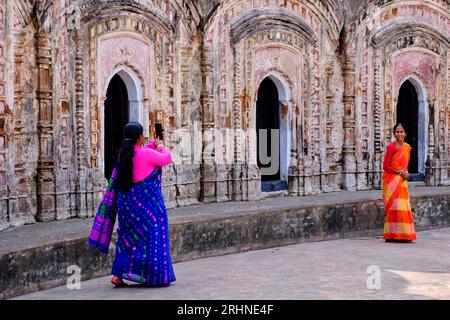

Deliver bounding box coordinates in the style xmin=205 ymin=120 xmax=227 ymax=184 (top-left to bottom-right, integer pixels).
xmin=89 ymin=122 xmax=175 ymax=287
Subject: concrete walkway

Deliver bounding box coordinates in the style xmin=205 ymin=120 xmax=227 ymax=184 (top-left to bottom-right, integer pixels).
xmin=12 ymin=227 xmax=450 ymax=300
xmin=2 ymin=186 xmax=450 ymax=257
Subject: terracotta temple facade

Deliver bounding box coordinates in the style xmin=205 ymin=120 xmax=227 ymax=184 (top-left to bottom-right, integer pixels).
xmin=0 ymin=0 xmax=449 ymax=230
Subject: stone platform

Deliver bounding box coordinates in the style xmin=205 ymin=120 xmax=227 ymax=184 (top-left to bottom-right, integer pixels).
xmin=1 ymin=186 xmax=450 ymax=299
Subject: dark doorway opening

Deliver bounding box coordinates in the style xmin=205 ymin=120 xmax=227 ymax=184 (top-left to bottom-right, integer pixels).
xmin=104 ymin=74 xmax=129 ymax=180
xmin=257 ymin=77 xmax=286 ymax=192
xmin=396 ymin=80 xmax=422 ymax=180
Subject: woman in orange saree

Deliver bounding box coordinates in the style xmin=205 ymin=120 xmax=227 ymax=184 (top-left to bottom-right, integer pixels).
xmin=382 ymin=123 xmax=416 ymax=242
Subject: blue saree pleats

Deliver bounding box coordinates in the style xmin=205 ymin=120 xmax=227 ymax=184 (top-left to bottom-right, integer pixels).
xmin=111 ymin=167 xmax=176 ymax=286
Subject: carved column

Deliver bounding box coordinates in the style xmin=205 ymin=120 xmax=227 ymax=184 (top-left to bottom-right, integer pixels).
xmin=288 ymin=95 xmax=299 ymax=196
xmin=175 ymin=32 xmax=200 ymax=207
xmin=437 ymin=56 xmax=447 ymax=183
xmin=357 ymin=37 xmax=371 ymax=190
xmin=215 ymin=27 xmax=231 ymax=203
xmin=372 ymin=49 xmax=383 ymax=188
xmin=447 ymin=50 xmax=450 ymax=183
xmin=426 ymin=101 xmax=436 ymax=185
xmin=7 ymin=29 xmax=37 ymax=227
xmin=297 ymin=50 xmax=309 ymax=196
xmin=199 ymin=41 xmax=216 ymax=202
xmin=35 ymin=32 xmax=55 ymax=222
xmin=310 ymin=44 xmax=323 ymax=193
xmin=54 ymin=3 xmax=71 ymax=220
xmin=162 ymin=34 xmax=177 ymax=209
xmin=301 ymin=46 xmax=314 ymax=195
xmin=342 ymin=53 xmax=357 ymax=191
xmin=74 ymin=29 xmax=87 ymax=217
xmin=0 ymin=0 xmax=8 ymax=229
xmin=324 ymin=58 xmax=338 ymax=191
xmin=240 ymin=39 xmax=259 ymax=201
xmin=232 ymin=43 xmax=244 ymax=201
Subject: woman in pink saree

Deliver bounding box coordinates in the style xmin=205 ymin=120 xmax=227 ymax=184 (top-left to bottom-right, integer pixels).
xmin=89 ymin=122 xmax=175 ymax=287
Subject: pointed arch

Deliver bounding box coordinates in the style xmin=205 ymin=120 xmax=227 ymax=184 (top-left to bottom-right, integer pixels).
xmin=101 ymin=66 xmax=146 ymax=179
xmin=103 ymin=65 xmax=145 ymax=125
xmin=397 ymin=75 xmax=429 ymax=177
xmin=256 ymin=73 xmax=292 ymax=190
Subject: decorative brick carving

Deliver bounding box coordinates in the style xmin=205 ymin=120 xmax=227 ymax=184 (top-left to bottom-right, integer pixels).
xmin=0 ymin=0 xmax=448 ymax=230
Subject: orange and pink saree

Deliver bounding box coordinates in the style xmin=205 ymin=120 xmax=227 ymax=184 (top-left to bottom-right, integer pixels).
xmin=382 ymin=142 xmax=416 ymax=241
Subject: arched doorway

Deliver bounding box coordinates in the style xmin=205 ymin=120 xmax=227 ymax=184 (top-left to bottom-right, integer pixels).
xmin=396 ymin=79 xmax=422 ymax=179
xmin=256 ymin=77 xmax=287 ymax=192
xmin=104 ymin=74 xmax=129 ymax=180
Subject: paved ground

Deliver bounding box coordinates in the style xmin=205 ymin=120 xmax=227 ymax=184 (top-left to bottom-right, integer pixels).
xmin=12 ymin=227 xmax=450 ymax=300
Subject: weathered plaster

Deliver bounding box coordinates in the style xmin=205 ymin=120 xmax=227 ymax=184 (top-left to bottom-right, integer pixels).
xmin=0 ymin=0 xmax=448 ymax=230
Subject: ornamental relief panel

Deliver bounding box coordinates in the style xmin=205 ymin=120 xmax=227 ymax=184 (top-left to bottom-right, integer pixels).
xmin=392 ymin=50 xmax=438 ymax=101
xmin=372 ymin=31 xmax=449 ymax=152
xmin=98 ymin=33 xmax=152 ymax=99
xmin=87 ymin=15 xmax=173 ymax=167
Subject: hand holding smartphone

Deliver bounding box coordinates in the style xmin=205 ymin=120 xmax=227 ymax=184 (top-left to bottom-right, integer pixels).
xmin=155 ymin=122 xmax=164 ymax=141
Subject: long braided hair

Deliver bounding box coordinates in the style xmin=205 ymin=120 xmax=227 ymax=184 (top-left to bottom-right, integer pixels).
xmin=116 ymin=122 xmax=143 ymax=192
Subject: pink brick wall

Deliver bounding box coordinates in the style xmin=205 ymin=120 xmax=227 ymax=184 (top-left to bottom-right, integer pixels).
xmin=393 ymin=50 xmax=438 ymax=100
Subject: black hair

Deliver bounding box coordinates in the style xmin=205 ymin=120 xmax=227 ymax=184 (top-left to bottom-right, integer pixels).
xmin=116 ymin=122 xmax=143 ymax=192
xmin=393 ymin=123 xmax=407 ymax=133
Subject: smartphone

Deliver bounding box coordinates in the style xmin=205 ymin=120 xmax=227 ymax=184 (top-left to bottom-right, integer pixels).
xmin=155 ymin=123 xmax=164 ymax=140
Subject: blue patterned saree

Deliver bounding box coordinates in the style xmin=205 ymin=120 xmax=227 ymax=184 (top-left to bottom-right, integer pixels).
xmin=89 ymin=167 xmax=176 ymax=286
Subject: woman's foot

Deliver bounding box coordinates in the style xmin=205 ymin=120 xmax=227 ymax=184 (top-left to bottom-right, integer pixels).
xmin=111 ymin=276 xmax=128 ymax=287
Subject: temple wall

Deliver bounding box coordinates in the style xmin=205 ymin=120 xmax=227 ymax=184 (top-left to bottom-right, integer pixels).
xmin=348 ymin=0 xmax=450 ymax=189
xmin=0 ymin=0 xmax=448 ymax=230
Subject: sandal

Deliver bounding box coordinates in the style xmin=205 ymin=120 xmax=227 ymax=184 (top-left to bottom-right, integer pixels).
xmin=111 ymin=277 xmax=128 ymax=287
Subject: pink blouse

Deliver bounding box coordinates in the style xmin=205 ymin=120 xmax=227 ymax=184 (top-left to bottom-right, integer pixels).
xmin=132 ymin=140 xmax=172 ymax=182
